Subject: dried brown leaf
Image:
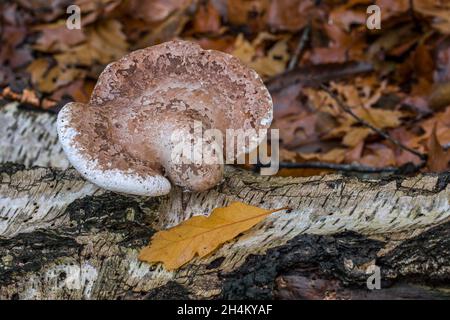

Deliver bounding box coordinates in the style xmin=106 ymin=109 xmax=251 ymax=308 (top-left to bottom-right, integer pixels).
xmin=139 ymin=202 xmax=286 ymax=270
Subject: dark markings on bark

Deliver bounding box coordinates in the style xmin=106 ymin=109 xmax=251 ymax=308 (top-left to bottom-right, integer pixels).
xmin=378 ymin=221 xmax=450 ymax=284
xmin=144 ymin=281 xmax=191 ymax=300
xmin=275 ymin=222 xmax=450 ymax=300
xmin=65 ymin=192 xmax=158 ymax=246
xmin=0 ymin=162 xmax=26 ymax=176
xmin=0 ymin=192 xmax=159 ymax=287
xmin=437 ymin=172 xmax=450 ymax=192
xmin=220 ymin=232 xmax=384 ymax=299
xmin=0 ymin=230 xmax=81 ymax=285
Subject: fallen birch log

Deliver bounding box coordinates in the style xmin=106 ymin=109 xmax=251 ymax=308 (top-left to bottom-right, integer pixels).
xmin=0 ymin=103 xmax=449 ymax=299
xmin=0 ymin=163 xmax=449 ymax=299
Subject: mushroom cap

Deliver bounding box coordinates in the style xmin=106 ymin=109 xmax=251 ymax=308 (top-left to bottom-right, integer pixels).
xmin=57 ymin=40 xmax=273 ymax=196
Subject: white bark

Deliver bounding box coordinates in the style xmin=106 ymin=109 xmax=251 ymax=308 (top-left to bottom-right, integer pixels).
xmin=0 ymin=103 xmax=449 ymax=299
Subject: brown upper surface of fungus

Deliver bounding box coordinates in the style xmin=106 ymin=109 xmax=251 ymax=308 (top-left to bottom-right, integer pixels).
xmin=57 ymin=40 xmax=273 ymax=196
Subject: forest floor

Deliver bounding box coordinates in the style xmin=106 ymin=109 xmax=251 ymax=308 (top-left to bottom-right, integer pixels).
xmin=1 ymin=0 xmax=450 ymax=176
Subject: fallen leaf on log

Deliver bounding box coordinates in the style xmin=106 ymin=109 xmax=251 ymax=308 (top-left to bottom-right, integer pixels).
xmin=139 ymin=202 xmax=287 ymax=270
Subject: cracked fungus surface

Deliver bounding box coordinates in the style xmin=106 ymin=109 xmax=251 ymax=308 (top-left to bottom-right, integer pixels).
xmin=57 ymin=40 xmax=273 ymax=195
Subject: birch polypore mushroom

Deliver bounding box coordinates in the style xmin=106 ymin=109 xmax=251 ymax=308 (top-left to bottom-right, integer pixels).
xmin=57 ymin=40 xmax=273 ymax=196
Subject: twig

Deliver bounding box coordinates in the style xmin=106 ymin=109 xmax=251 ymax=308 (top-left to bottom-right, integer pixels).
xmin=265 ymin=62 xmax=373 ymax=93
xmin=276 ymin=162 xmax=398 ymax=173
xmin=287 ymin=24 xmax=311 ymax=71
xmin=408 ymin=0 xmax=421 ymax=30
xmin=320 ymin=84 xmax=428 ymax=161
xmin=256 ymin=161 xmax=425 ymax=174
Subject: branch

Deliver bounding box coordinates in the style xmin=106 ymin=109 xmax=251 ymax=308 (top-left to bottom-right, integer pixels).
xmin=266 ymin=62 xmax=373 ymax=93
xmin=273 ymin=161 xmax=399 ymax=173
xmin=287 ymin=24 xmax=311 ymax=71
xmin=257 ymin=160 xmax=426 ymax=175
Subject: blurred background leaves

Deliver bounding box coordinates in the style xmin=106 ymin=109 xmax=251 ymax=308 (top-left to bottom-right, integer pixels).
xmin=1 ymin=0 xmax=449 ymax=173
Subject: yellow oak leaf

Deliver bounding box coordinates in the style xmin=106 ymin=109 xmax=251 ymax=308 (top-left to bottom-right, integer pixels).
xmin=138 ymin=202 xmax=287 ymax=270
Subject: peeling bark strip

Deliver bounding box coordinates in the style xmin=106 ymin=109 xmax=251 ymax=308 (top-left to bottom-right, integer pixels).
xmin=0 ymin=163 xmax=449 ymax=299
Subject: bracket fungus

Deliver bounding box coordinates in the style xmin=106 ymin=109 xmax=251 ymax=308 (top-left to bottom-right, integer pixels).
xmin=57 ymin=40 xmax=273 ymax=196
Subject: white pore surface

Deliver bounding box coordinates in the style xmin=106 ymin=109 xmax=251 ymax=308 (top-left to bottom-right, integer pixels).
xmin=56 ymin=104 xmax=172 ymax=196
xmin=260 ymin=104 xmax=273 ymax=127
